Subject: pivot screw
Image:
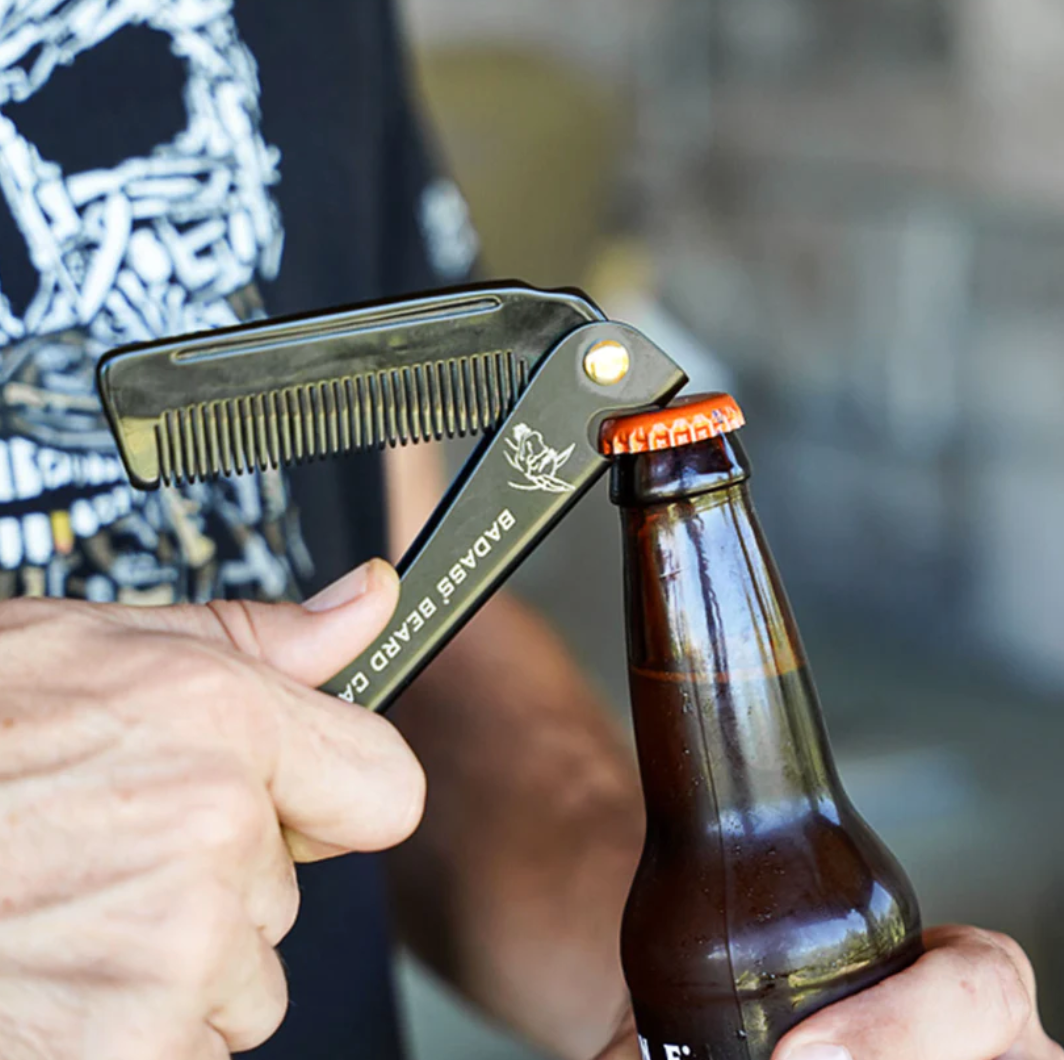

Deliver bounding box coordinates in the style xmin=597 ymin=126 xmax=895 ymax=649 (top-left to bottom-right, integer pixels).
xmin=583 ymin=341 xmax=631 ymax=386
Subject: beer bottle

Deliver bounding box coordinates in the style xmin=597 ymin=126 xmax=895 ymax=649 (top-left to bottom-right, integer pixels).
xmin=602 ymin=394 xmax=923 ymax=1060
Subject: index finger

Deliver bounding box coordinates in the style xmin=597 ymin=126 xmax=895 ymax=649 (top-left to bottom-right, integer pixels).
xmin=267 ymin=676 xmax=426 ymax=857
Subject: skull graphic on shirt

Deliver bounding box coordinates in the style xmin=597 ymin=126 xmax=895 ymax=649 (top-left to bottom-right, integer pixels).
xmin=0 ymin=0 xmax=303 ymax=602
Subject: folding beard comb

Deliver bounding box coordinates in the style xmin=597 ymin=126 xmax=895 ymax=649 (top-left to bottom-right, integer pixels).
xmin=97 ymin=282 xmax=687 ymax=712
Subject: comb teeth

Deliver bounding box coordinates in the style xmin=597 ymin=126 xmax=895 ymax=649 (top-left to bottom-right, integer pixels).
xmin=154 ymin=351 xmax=530 ymax=486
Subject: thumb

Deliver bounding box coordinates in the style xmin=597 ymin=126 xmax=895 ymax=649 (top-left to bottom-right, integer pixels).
xmin=104 ymin=558 xmax=400 ymax=688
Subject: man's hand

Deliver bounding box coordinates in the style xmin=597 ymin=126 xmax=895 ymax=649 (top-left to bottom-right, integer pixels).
xmin=594 ymin=927 xmax=1063 ymax=1060
xmin=0 ymin=560 xmax=425 ymax=1060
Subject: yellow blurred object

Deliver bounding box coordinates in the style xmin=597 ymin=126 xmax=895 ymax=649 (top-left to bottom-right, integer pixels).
xmin=50 ymin=510 xmax=74 ymax=555
xmin=412 ymin=46 xmax=627 ymax=288
xmin=582 ymin=236 xmax=655 ymax=310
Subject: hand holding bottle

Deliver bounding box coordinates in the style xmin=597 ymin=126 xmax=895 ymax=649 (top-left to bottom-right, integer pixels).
xmin=774 ymin=925 xmax=1063 ymax=1060
xmin=595 ymin=926 xmax=1062 ymax=1060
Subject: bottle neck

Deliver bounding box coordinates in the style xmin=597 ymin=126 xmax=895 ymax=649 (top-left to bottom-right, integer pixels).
xmin=609 ymin=429 xmax=751 ymax=508
xmin=613 ymin=436 xmax=842 ymax=833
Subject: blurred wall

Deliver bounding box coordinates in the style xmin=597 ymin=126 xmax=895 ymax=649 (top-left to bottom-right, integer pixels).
xmin=404 ymin=0 xmax=1064 ymax=692
xmin=638 ymin=0 xmax=1064 ymax=692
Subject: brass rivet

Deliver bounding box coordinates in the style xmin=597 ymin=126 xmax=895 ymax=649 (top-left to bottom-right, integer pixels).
xmin=584 ymin=341 xmax=631 ymax=386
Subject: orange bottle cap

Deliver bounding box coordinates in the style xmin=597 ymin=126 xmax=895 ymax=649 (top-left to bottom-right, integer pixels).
xmin=600 ymin=392 xmax=745 ymax=455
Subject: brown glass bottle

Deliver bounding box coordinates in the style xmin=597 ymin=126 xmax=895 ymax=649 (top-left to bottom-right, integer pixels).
xmin=604 ymin=395 xmax=923 ymax=1060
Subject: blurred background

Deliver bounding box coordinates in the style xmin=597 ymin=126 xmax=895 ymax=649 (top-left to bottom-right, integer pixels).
xmin=394 ymin=0 xmax=1064 ymax=1055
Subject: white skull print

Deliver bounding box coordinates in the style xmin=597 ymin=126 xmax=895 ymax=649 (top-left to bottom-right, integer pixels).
xmin=0 ymin=0 xmax=301 ymax=602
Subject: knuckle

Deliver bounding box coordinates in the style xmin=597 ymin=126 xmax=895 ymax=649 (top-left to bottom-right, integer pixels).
xmin=974 ymin=930 xmax=1034 ymax=1036
xmin=165 ymin=883 xmax=244 ymax=988
xmin=367 ymin=767 xmax=426 ymax=849
xmin=173 ymin=646 xmax=246 ymax=703
xmin=212 ymin=947 xmax=290 ymax=1054
xmin=272 ymin=860 xmax=301 ymax=942
xmin=101 ymin=635 xmax=231 ymax=715
xmin=177 ymin=646 xmax=280 ymax=752
xmin=253 ymin=848 xmax=301 ymax=946
xmin=244 ymin=954 xmax=290 ymax=1048
xmin=164 ymin=649 xmax=275 ymax=741
xmin=359 ymin=714 xmax=427 ymax=844
xmin=991 ymin=959 xmax=1033 ymax=1038
xmin=193 ymin=772 xmax=268 ymax=855
xmin=240 ymin=1005 xmax=288 ymax=1052
xmin=395 ymin=753 xmax=427 ymax=839
xmin=366 ymin=712 xmax=426 ymax=785
xmin=128 ymin=643 xmax=203 ymax=698
xmin=983 ymin=929 xmax=1035 ymax=980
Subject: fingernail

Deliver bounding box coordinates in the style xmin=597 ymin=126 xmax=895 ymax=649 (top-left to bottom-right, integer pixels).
xmin=303 ymin=559 xmax=398 ymax=613
xmin=783 ymin=1047 xmax=852 ymax=1060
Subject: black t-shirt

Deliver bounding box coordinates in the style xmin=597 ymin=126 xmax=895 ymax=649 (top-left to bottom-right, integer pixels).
xmin=0 ymin=2 xmax=477 ymax=1056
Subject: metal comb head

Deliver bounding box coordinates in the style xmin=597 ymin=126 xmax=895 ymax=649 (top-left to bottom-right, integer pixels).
xmin=97 ymin=284 xmax=604 ymax=490
xmin=149 ymin=349 xmax=527 ymax=488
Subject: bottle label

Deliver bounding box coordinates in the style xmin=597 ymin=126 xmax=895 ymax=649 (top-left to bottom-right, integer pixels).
xmin=639 ymin=1036 xmax=699 ymax=1059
